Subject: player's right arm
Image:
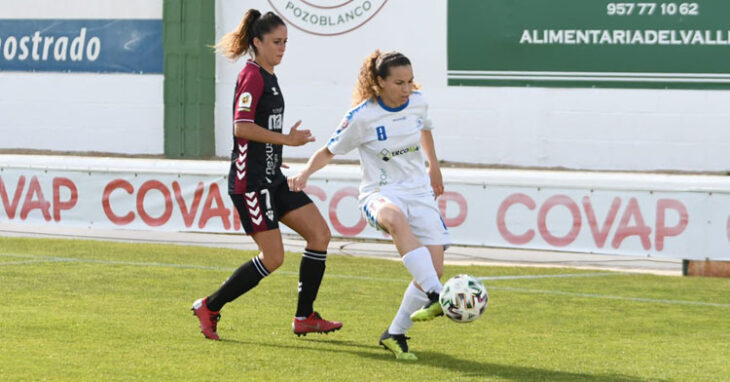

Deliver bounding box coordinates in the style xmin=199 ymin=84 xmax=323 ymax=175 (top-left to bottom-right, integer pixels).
xmin=287 ymin=146 xmax=335 ymax=192
xmin=288 ymin=107 xmax=363 ymax=191
xmin=235 ymin=120 xmax=314 ymax=146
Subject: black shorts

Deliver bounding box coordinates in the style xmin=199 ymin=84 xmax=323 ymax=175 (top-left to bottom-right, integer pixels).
xmin=230 ymin=181 xmax=312 ymax=234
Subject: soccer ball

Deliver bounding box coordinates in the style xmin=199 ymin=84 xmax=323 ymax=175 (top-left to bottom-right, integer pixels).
xmin=439 ymin=274 xmax=488 ymax=323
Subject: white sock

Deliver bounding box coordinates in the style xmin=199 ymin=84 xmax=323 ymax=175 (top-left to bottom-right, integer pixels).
xmin=401 ymin=246 xmax=442 ymax=294
xmin=388 ymin=281 xmax=429 ymax=335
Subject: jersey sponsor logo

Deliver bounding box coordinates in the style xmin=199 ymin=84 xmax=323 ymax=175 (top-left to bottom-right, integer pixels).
xmin=267 ymin=0 xmax=389 ymax=37
xmin=265 ymin=144 xmax=277 ymax=176
xmin=271 ymin=86 xmax=279 ymax=96
xmin=238 ymin=92 xmax=253 ymax=111
xmin=268 ymin=113 xmax=283 ymax=131
xmin=379 ymin=145 xmax=420 ymax=162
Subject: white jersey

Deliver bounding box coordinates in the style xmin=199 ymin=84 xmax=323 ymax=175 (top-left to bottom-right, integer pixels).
xmin=327 ymin=91 xmax=434 ymax=196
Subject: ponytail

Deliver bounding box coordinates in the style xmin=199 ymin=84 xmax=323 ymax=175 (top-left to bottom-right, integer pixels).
xmin=215 ymin=9 xmax=285 ymax=60
xmin=352 ymin=50 xmax=416 ymax=106
xmin=352 ymin=50 xmax=381 ymax=106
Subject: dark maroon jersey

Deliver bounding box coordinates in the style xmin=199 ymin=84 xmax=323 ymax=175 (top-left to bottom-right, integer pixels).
xmin=228 ymin=60 xmax=286 ymax=194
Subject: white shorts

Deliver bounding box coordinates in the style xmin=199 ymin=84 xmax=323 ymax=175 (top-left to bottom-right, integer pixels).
xmin=359 ymin=188 xmax=451 ymax=248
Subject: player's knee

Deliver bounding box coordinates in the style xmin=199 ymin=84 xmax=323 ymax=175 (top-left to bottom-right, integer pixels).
xmin=305 ymin=224 xmax=331 ymax=250
xmin=377 ymin=208 xmax=407 ymax=233
xmin=319 ymin=224 xmax=332 ymax=245
xmin=261 ymin=253 xmax=285 ymax=271
xmin=269 ymin=257 xmax=284 ymax=271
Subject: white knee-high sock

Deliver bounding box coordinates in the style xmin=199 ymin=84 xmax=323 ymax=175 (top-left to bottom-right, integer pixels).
xmin=388 ymin=281 xmax=429 ymax=335
xmin=402 ymin=246 xmax=442 ymax=294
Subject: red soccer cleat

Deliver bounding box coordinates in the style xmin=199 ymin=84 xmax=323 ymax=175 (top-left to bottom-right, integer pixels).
xmin=191 ymin=297 xmax=221 ymax=341
xmin=292 ymin=311 xmax=343 ymax=337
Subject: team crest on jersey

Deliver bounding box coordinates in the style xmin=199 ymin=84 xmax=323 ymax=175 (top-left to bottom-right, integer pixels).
xmin=238 ymin=92 xmax=253 ymax=111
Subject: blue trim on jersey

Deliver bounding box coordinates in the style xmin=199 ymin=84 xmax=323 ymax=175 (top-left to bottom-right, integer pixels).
xmin=329 ymin=99 xmax=369 ymax=149
xmin=345 ymin=99 xmax=370 ymax=121
xmin=377 ymin=97 xmax=409 ymax=112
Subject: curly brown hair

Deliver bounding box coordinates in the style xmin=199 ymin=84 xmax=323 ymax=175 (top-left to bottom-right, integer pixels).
xmin=352 ymin=50 xmax=418 ymax=106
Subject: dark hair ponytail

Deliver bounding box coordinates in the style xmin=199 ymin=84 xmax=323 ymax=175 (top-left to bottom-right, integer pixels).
xmin=215 ymin=9 xmax=285 ymax=60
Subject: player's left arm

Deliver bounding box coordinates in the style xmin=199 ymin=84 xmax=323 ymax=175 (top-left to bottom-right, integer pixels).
xmin=420 ymin=129 xmax=444 ymax=198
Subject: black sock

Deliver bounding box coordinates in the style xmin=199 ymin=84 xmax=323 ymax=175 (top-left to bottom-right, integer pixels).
xmin=295 ymin=248 xmax=327 ymax=318
xmin=206 ymin=256 xmax=270 ymax=311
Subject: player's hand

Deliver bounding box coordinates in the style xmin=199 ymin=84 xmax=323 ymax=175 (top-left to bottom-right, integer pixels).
xmin=429 ymin=166 xmax=444 ymax=198
xmin=280 ymin=163 xmax=290 ymax=169
xmin=288 ymin=171 xmax=310 ymax=192
xmin=286 ymin=121 xmax=315 ymax=146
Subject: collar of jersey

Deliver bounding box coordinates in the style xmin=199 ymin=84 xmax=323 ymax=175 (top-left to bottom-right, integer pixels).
xmin=377 ymin=97 xmax=409 ymax=112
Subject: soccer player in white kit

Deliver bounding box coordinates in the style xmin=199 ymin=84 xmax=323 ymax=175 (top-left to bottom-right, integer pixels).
xmin=289 ymin=50 xmax=449 ymax=360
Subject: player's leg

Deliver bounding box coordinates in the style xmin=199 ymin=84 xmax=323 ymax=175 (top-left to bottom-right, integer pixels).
xmin=279 ymin=188 xmax=341 ymax=336
xmin=379 ymin=280 xmax=426 ymax=360
xmin=192 ymin=229 xmax=283 ymax=340
xmin=364 ymin=194 xmax=442 ymax=297
xmin=363 ymin=192 xmax=444 ymax=358
xmin=407 ymin=193 xmax=451 ymax=322
xmin=208 ymin=229 xmax=284 ymax=311
xmin=192 ymin=193 xmax=283 ymax=340
xmin=381 ymin=243 xmax=445 ymax=358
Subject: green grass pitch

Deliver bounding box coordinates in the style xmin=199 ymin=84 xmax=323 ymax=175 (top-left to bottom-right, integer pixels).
xmin=1 ymin=237 xmax=728 ymax=381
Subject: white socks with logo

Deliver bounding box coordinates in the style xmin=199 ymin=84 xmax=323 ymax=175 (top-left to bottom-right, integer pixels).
xmin=401 ymin=246 xmax=442 ymax=294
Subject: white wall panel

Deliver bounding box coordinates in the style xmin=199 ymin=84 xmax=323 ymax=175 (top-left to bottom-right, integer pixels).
xmin=215 ymin=0 xmax=730 ymax=172
xmin=0 ymin=0 xmax=164 ymax=155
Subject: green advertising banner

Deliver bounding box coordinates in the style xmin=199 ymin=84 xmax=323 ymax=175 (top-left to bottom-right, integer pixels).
xmin=448 ymin=0 xmax=730 ymax=89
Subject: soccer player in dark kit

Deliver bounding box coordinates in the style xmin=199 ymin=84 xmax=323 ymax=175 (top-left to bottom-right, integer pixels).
xmin=191 ymin=9 xmax=342 ymax=341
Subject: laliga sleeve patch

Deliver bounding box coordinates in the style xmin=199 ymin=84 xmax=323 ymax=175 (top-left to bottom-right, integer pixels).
xmin=238 ymin=92 xmax=253 ymax=111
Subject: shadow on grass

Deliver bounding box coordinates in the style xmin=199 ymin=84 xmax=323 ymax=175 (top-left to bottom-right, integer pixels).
xmin=222 ymin=337 xmax=659 ymax=382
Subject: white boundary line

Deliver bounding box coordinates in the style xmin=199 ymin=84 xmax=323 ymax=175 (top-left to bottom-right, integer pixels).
xmin=0 ymin=259 xmax=75 ymax=266
xmin=478 ymin=272 xmax=621 ymax=281
xmin=491 ymin=286 xmax=730 ymax=308
xmin=1 ymin=252 xmax=727 ymax=308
